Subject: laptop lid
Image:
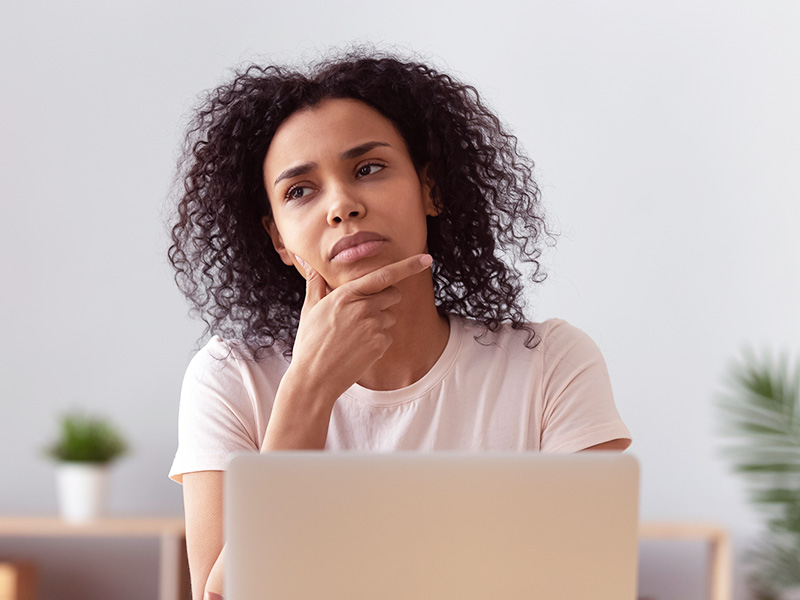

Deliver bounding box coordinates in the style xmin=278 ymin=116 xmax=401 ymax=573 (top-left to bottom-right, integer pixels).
xmin=226 ymin=452 xmax=640 ymax=600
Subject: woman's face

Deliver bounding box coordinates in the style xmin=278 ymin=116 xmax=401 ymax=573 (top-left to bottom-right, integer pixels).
xmin=262 ymin=98 xmax=437 ymax=289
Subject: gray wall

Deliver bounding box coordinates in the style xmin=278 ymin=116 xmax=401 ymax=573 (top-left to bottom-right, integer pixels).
xmin=2 ymin=1 xmax=798 ymax=599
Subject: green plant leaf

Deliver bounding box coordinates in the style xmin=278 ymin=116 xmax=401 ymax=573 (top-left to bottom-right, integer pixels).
xmin=717 ymin=349 xmax=800 ymax=597
xmin=44 ymin=411 xmax=129 ymax=463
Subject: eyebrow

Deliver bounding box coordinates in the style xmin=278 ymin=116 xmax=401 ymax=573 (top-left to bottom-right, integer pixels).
xmin=339 ymin=141 xmax=391 ymax=161
xmin=272 ymin=141 xmax=392 ymax=187
xmin=273 ymin=163 xmax=315 ymax=187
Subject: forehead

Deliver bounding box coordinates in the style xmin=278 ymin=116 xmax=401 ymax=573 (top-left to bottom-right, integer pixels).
xmin=263 ymin=98 xmax=406 ymax=178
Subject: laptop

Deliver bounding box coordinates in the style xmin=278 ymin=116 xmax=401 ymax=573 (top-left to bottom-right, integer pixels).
xmin=225 ymin=452 xmax=640 ymax=600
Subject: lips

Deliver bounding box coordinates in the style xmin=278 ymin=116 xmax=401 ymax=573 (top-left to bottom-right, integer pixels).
xmin=329 ymin=231 xmax=387 ymax=261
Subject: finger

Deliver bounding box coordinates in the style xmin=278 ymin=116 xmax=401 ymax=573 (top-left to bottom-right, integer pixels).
xmin=381 ymin=309 xmax=398 ymax=330
xmin=373 ymin=286 xmax=402 ymax=310
xmin=294 ymin=254 xmax=329 ymax=309
xmin=351 ymin=254 xmax=433 ymax=296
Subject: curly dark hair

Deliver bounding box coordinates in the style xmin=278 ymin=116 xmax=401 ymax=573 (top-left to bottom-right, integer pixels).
xmin=168 ymin=49 xmax=553 ymax=358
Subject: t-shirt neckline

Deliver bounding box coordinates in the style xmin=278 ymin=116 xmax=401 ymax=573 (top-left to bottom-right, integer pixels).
xmin=342 ymin=315 xmax=464 ymax=407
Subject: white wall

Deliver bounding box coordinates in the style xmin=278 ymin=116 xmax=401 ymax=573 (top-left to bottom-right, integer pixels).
xmin=1 ymin=1 xmax=798 ymax=599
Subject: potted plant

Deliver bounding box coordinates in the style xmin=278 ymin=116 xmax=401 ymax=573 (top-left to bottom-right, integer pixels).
xmin=44 ymin=411 xmax=128 ymax=523
xmin=717 ymin=350 xmax=800 ymax=600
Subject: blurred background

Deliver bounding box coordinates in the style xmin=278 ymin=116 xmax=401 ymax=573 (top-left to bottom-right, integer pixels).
xmin=1 ymin=1 xmax=798 ymax=598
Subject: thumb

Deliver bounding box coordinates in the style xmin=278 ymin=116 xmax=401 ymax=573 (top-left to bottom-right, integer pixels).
xmin=294 ymin=255 xmax=328 ymax=308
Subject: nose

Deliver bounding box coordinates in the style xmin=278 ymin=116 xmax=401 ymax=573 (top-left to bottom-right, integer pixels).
xmin=326 ymin=187 xmax=365 ymax=225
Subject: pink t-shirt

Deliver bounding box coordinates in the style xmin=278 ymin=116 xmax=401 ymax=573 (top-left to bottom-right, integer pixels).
xmin=169 ymin=317 xmax=632 ymax=483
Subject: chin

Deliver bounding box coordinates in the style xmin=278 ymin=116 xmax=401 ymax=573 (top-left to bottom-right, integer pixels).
xmin=327 ymin=258 xmax=388 ymax=287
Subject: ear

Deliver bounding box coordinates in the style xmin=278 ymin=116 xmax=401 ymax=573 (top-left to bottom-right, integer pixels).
xmin=262 ymin=216 xmax=294 ymax=266
xmin=420 ymin=163 xmax=441 ymax=217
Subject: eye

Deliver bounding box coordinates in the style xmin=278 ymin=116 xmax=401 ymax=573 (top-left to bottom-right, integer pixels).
xmin=285 ymin=185 xmax=313 ymax=201
xmin=356 ymin=162 xmax=385 ymax=178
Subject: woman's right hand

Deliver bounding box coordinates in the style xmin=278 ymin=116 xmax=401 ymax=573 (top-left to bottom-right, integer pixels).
xmin=259 ymin=253 xmax=433 ymax=453
xmin=287 ymin=253 xmax=433 ymax=401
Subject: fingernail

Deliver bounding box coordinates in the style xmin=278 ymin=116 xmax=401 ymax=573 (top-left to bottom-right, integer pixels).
xmin=420 ymin=254 xmax=433 ymax=268
xmin=294 ymin=254 xmax=309 ymax=272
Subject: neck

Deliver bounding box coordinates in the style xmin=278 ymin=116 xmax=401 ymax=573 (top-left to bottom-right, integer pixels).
xmin=356 ymin=271 xmax=450 ymax=391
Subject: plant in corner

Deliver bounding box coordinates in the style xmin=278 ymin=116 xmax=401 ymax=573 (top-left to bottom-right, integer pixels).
xmin=44 ymin=411 xmax=129 ymax=523
xmin=717 ymin=350 xmax=800 ymax=600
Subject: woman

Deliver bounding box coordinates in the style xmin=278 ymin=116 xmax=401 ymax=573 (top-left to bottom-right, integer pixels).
xmin=167 ymin=50 xmax=632 ymax=600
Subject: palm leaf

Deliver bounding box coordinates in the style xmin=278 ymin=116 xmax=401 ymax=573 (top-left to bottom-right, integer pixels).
xmin=747 ymin=534 xmax=800 ymax=588
xmin=717 ymin=349 xmax=800 ymax=599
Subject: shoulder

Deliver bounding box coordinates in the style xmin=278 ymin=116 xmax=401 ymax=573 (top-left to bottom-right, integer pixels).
xmin=182 ymin=335 xmax=290 ymax=392
xmin=456 ymin=316 xmax=593 ymax=359
xmin=535 ymin=319 xmax=602 ymax=363
xmin=452 ymin=317 xmax=608 ymax=389
xmin=185 ymin=335 xmax=236 ymax=373
xmin=182 ymin=336 xmax=241 ymax=389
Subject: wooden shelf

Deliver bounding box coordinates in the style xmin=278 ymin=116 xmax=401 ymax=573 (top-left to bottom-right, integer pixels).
xmin=0 ymin=516 xmax=185 ymax=537
xmin=639 ymin=522 xmax=731 ymax=600
xmin=0 ymin=516 xmax=189 ymax=600
xmin=0 ymin=517 xmax=730 ymax=600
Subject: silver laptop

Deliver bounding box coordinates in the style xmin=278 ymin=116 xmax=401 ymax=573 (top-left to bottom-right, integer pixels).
xmin=225 ymin=452 xmax=640 ymax=600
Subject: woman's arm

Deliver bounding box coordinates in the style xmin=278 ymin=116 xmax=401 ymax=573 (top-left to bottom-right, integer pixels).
xmin=184 ymin=365 xmax=339 ymax=600
xmin=185 ymin=345 xmax=373 ymax=599
xmin=182 ymin=471 xmax=224 ymax=600
xmin=183 ymin=375 xmax=336 ymax=600
xmin=183 ymin=255 xmax=433 ymax=599
xmin=581 ymin=438 xmax=630 ymax=451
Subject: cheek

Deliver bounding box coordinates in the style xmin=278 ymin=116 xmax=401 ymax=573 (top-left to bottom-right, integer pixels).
xmin=277 ymin=223 xmax=321 ymax=261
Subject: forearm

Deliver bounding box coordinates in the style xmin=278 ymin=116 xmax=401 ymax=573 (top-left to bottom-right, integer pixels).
xmin=261 ymin=365 xmax=338 ymax=451
xmin=199 ymin=370 xmax=336 ymax=599
xmin=202 ymin=545 xmax=225 ymax=600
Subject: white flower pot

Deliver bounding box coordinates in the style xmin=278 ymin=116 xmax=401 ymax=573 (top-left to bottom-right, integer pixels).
xmin=56 ymin=462 xmax=109 ymax=523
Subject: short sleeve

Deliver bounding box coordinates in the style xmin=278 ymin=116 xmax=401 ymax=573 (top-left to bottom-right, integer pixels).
xmin=538 ymin=320 xmax=632 ymax=452
xmin=168 ymin=337 xmax=260 ymax=484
